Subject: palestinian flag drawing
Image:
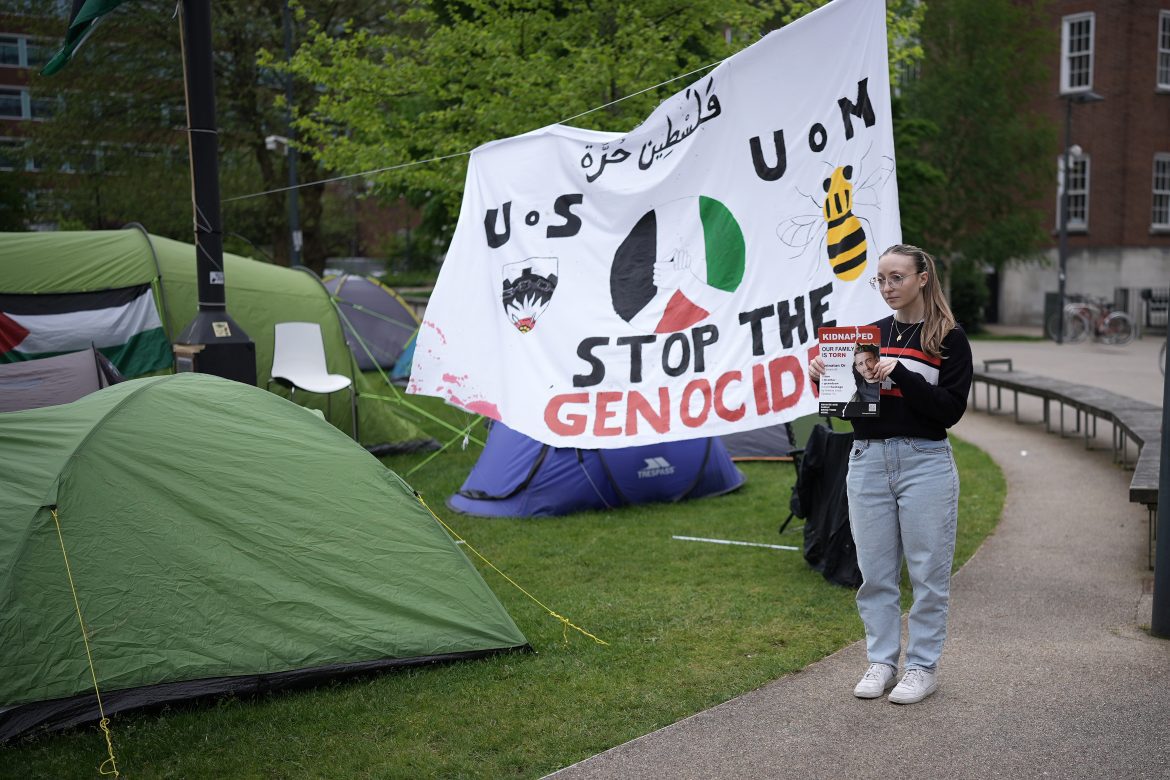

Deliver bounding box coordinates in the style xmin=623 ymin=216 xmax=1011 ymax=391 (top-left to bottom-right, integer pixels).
xmin=610 ymin=195 xmax=745 ymax=334
xmin=0 ymin=284 xmax=172 ymax=376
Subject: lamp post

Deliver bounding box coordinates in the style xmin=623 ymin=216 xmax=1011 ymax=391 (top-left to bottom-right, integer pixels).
xmin=264 ymin=132 xmax=300 ymax=268
xmin=1056 ymin=90 xmax=1103 ymax=344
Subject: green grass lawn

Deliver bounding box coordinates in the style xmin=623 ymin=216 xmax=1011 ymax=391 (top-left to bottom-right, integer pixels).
xmin=7 ymin=400 xmax=1004 ymax=779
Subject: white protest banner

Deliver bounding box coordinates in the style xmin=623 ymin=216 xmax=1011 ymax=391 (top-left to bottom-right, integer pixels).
xmin=409 ymin=0 xmax=897 ymax=447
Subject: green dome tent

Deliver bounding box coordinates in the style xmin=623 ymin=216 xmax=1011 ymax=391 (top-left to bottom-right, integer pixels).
xmin=0 ymin=373 xmax=528 ymax=741
xmin=0 ymin=228 xmax=435 ymax=452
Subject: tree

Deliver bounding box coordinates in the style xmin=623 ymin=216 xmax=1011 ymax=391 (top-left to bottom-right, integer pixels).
xmin=896 ymin=0 xmax=1056 ymax=273
xmin=0 ymin=171 xmax=27 ymax=231
xmin=24 ymin=1 xmax=386 ymax=273
xmin=285 ymin=0 xmax=925 ymax=271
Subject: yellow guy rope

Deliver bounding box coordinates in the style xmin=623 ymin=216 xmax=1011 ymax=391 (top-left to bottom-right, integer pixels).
xmin=50 ymin=508 xmax=121 ymax=778
xmin=412 ymin=494 xmax=608 ymax=647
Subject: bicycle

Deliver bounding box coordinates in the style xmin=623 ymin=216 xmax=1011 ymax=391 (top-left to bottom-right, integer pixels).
xmin=1046 ymin=296 xmax=1134 ymax=345
xmin=1046 ymin=302 xmax=1090 ymax=343
xmin=1083 ymin=298 xmax=1135 ymax=345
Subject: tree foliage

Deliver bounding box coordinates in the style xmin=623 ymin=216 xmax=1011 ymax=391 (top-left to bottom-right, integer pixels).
xmin=896 ymin=0 xmax=1056 ymax=271
xmin=23 ymin=1 xmax=384 ymax=272
xmin=285 ymin=0 xmax=925 ymax=270
xmin=23 ymin=1 xmax=930 ymax=274
xmin=0 ymin=171 xmax=27 ymax=231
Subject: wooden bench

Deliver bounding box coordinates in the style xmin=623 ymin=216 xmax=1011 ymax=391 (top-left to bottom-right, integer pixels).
xmin=971 ymin=366 xmax=1162 ymax=568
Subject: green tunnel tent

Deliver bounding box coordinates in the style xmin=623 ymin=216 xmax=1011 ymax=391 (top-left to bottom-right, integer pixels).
xmin=0 ymin=229 xmax=436 ymax=453
xmin=0 ymin=373 xmax=529 ymax=741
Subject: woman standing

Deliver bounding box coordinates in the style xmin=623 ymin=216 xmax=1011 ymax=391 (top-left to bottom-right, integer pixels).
xmin=809 ymin=244 xmax=973 ymax=704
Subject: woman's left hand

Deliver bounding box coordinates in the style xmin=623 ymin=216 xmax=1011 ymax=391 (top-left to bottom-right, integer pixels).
xmin=873 ymin=357 xmax=899 ymax=381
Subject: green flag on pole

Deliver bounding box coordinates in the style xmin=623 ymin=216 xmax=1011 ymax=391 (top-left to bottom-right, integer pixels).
xmin=40 ymin=0 xmax=128 ymax=76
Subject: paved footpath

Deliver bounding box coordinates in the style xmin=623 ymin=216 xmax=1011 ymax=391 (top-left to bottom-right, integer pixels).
xmin=549 ymin=334 xmax=1169 ymax=780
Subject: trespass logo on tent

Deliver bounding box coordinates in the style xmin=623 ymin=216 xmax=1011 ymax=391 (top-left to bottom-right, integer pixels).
xmin=411 ymin=0 xmax=898 ymax=447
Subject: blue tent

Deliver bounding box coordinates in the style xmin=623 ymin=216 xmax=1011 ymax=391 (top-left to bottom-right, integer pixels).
xmin=448 ymin=422 xmax=746 ymax=517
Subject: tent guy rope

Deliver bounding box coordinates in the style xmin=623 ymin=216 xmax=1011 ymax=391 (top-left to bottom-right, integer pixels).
xmin=414 ymin=494 xmax=609 ymax=647
xmin=50 ymin=508 xmax=122 ymax=779
xmin=329 ymin=298 xmax=485 ymax=447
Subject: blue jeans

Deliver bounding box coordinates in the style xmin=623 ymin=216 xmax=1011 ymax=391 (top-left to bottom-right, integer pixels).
xmin=845 ymin=436 xmax=959 ymax=672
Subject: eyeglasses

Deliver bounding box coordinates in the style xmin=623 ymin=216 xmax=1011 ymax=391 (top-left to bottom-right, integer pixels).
xmin=868 ymin=272 xmax=920 ymax=290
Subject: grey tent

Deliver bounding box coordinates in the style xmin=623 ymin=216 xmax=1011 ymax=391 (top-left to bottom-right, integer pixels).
xmin=324 ymin=274 xmax=420 ymax=373
xmin=720 ymin=422 xmax=795 ymax=461
xmin=0 ymin=346 xmax=123 ymax=412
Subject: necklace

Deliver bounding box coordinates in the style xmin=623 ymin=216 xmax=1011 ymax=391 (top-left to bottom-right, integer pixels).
xmin=891 ymin=317 xmax=923 ymax=343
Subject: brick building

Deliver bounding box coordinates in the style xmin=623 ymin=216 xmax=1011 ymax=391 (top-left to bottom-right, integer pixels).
xmin=0 ymin=16 xmax=54 ymax=174
xmin=999 ymin=0 xmax=1170 ymax=330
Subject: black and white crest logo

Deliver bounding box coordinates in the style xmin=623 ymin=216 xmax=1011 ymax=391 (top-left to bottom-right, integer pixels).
xmin=502 ymin=258 xmax=558 ymax=333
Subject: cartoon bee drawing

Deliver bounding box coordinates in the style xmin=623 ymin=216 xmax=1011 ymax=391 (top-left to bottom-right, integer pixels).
xmin=776 ymin=148 xmax=893 ymax=282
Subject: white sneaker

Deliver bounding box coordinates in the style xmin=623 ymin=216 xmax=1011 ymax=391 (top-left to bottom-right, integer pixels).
xmin=853 ymin=663 xmax=897 ymax=698
xmin=888 ymin=667 xmax=938 ymax=704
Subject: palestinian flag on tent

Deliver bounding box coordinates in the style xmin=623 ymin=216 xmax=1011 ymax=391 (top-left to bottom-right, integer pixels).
xmin=0 ymin=284 xmax=171 ymax=376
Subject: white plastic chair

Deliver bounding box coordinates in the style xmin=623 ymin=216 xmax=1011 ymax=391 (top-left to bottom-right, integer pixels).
xmin=268 ymin=322 xmax=357 ymax=439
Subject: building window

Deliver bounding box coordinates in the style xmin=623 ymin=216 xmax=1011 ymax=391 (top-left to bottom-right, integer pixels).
xmin=0 ymin=137 xmax=38 ymax=172
xmin=0 ymin=88 xmax=49 ymax=121
xmin=1058 ymin=153 xmax=1091 ymax=231
xmin=1159 ymin=11 xmax=1170 ymax=90
xmin=0 ymin=138 xmax=19 ymax=171
xmin=0 ymin=35 xmax=20 ymax=67
xmin=1154 ymin=154 xmax=1170 ymax=230
xmin=0 ymin=35 xmax=53 ymax=70
xmin=1061 ymin=13 xmax=1095 ymax=93
xmin=25 ymin=41 xmax=51 ymax=71
xmin=29 ymin=94 xmax=57 ymax=121
xmin=0 ymin=88 xmax=25 ymax=119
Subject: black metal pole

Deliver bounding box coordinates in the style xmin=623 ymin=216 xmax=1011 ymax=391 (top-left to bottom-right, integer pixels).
xmin=1152 ymin=329 xmax=1170 ymax=637
xmin=1056 ymin=97 xmax=1071 ymax=345
xmin=183 ymin=0 xmax=224 ymax=310
xmin=283 ymin=1 xmax=302 ymax=268
xmin=174 ymin=0 xmax=256 ymax=385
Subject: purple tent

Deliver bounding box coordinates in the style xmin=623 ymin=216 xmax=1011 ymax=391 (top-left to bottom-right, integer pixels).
xmin=448 ymin=421 xmax=746 ymax=518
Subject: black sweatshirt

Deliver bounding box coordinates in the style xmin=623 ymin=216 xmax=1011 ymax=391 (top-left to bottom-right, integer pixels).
xmin=849 ymin=315 xmax=973 ymax=442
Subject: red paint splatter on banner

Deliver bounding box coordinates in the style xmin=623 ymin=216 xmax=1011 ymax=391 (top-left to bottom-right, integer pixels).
xmin=449 ymin=394 xmax=501 ymax=421
xmin=423 ymin=320 xmax=447 ymax=345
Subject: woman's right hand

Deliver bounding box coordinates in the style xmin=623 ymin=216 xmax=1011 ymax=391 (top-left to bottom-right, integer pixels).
xmin=808 ymin=356 xmax=825 ymax=382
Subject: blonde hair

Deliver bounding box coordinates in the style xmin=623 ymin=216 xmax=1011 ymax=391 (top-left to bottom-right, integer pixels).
xmin=879 ymin=244 xmax=956 ymax=359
